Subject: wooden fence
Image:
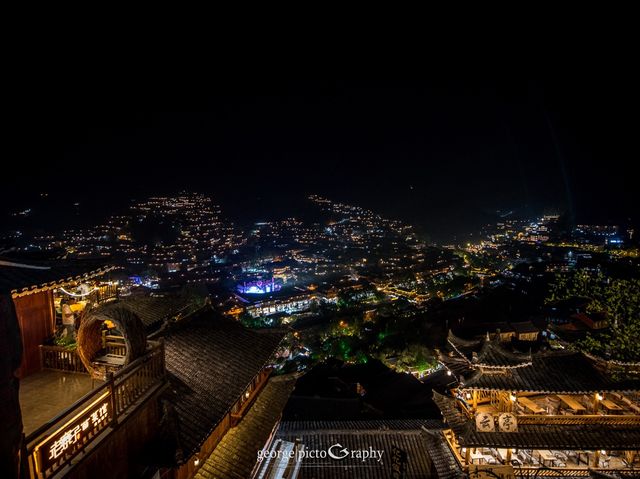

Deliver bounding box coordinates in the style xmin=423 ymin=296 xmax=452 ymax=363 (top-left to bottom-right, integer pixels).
xmin=39 ymin=345 xmax=86 ymax=373
xmin=26 ymin=340 xmax=166 ymax=478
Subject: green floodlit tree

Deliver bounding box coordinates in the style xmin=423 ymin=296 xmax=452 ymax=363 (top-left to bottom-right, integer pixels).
xmin=546 ymin=271 xmax=640 ymax=361
xmin=396 ymin=344 xmax=436 ymax=373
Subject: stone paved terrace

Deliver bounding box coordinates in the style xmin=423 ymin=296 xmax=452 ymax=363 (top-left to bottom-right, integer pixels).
xmin=20 ymin=370 xmax=99 ymax=435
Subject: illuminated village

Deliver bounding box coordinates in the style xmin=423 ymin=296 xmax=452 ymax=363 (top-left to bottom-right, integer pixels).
xmin=2 ymin=66 xmax=638 ymax=479
xmin=1 ymin=191 xmax=639 ymax=479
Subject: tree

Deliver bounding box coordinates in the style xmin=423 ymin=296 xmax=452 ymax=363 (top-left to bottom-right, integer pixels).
xmin=547 ymin=271 xmax=640 ymax=361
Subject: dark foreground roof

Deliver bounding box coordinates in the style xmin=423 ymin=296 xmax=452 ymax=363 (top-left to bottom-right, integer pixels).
xmin=99 ymin=295 xmax=195 ymax=332
xmin=277 ymin=419 xmax=446 ymax=432
xmin=274 ymin=420 xmax=463 ymax=479
xmin=433 ymin=391 xmax=640 ymax=450
xmin=161 ymin=309 xmax=285 ymax=462
xmin=0 ymin=257 xmax=112 ymax=295
xmin=195 ymin=375 xmax=297 ymax=479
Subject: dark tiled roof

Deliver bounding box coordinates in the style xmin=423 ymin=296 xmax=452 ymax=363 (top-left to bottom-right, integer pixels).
xmin=0 ymin=258 xmax=112 ymax=295
xmin=443 ymin=332 xmax=640 ymax=394
xmin=274 ymin=420 xmax=463 ymax=478
xmin=99 ymin=295 xmax=195 ymax=331
xmin=446 ymin=330 xmax=483 ymax=351
xmin=162 ymin=310 xmax=285 ymax=462
xmin=277 ymin=419 xmax=446 ymax=432
xmin=462 ymin=350 xmax=640 ymax=393
xmin=473 ymin=341 xmax=532 ymax=368
xmin=422 ymin=429 xmax=467 ymax=479
xmin=195 ymin=375 xmax=297 ymax=479
xmin=510 ymin=321 xmax=539 ymax=334
xmin=433 ymin=391 xmax=640 ymax=450
xmin=446 ymin=331 xmax=531 ymax=368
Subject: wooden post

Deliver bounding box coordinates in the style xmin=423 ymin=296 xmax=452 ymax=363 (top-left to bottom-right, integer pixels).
xmin=506 ymin=448 xmax=512 ymax=464
xmin=594 ymin=392 xmax=601 ymax=414
xmin=472 ymin=390 xmax=478 ymax=412
xmin=593 ymin=450 xmax=600 ymax=467
xmin=107 ymin=372 xmax=118 ymax=426
xmin=465 ymin=447 xmax=471 ymax=465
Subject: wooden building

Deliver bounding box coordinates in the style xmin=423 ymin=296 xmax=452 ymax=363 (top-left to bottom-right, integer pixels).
xmin=0 ymin=258 xmax=115 ymax=378
xmin=147 ymin=309 xmax=286 ymax=479
xmin=2 ymin=256 xmax=288 ymax=479
xmin=433 ymin=331 xmax=640 ymax=477
xmin=572 ymin=312 xmax=609 ymax=330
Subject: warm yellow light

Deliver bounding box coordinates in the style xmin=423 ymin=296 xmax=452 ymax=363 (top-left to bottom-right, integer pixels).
xmin=509 ymin=394 xmax=516 ymax=402
xmin=596 ymin=393 xmax=603 ymax=401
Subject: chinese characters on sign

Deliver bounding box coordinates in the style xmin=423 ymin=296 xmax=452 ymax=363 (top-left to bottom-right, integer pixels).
xmin=391 ymin=445 xmax=407 ymax=479
xmin=475 ymin=412 xmax=495 ymax=432
xmin=35 ymin=392 xmax=112 ymax=473
xmin=475 ymin=413 xmax=518 ymax=433
xmin=498 ymin=413 xmax=518 ymax=432
xmin=469 ymin=464 xmax=515 ymax=479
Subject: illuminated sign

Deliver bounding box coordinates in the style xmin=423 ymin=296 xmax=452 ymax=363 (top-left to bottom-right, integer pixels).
xmin=34 ymin=391 xmax=112 ymax=474
xmin=475 ymin=412 xmax=495 ymax=432
xmin=498 ymin=413 xmax=518 ymax=432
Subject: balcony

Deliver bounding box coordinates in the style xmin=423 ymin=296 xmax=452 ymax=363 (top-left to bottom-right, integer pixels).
xmin=459 ymin=390 xmax=640 ymax=426
xmin=22 ymin=340 xmax=166 ymax=478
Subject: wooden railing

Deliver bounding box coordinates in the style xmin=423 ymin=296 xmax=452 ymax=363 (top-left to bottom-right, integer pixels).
xmin=443 ymin=431 xmax=639 ymax=478
xmin=457 ymin=402 xmax=640 ymax=426
xmin=25 ymin=340 xmax=166 ymax=479
xmin=102 ymin=332 xmax=127 ymax=356
xmin=516 ymin=413 xmax=640 ymax=426
xmin=230 ymin=367 xmax=271 ymax=425
xmin=87 ymin=283 xmax=119 ymax=305
xmin=39 ymin=345 xmax=87 ymax=373
xmin=112 ymin=343 xmax=165 ymax=416
xmin=513 ymin=466 xmax=639 ymax=477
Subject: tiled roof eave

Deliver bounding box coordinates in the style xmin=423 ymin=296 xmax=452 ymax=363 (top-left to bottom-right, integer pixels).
xmin=10 ymin=265 xmax=116 ymax=298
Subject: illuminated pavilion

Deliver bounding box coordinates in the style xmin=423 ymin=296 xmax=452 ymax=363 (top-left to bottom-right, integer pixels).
xmin=433 ymin=331 xmax=640 ymax=477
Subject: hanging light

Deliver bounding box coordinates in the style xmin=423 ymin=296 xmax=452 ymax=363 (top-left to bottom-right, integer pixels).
xmin=59 ymin=286 xmax=99 ymax=297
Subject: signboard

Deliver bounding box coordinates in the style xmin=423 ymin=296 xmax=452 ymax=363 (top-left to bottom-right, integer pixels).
xmin=391 ymin=445 xmax=407 ymax=479
xmin=469 ymin=464 xmax=515 ymax=479
xmin=498 ymin=413 xmax=517 ymax=432
xmin=34 ymin=391 xmax=112 ymax=474
xmin=475 ymin=412 xmax=495 ymax=432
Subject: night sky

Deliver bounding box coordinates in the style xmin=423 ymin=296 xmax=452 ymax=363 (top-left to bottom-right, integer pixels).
xmin=6 ymin=73 xmax=636 ymax=241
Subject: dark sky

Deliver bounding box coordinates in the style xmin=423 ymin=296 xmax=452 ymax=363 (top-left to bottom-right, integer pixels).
xmin=5 ymin=71 xmax=636 ymax=241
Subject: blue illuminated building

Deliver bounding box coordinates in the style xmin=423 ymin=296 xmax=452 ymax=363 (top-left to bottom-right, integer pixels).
xmin=237 ymin=277 xmax=282 ymax=295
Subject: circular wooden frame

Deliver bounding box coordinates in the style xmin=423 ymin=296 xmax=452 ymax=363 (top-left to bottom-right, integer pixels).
xmin=77 ymin=306 xmax=147 ymax=378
